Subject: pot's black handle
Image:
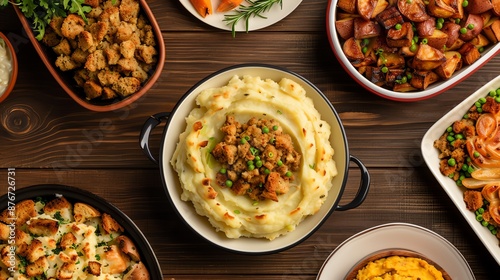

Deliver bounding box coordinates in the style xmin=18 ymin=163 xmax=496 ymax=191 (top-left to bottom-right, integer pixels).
xmin=139 ymin=112 xmax=170 ymax=164
xmin=336 ymin=155 xmax=370 ymax=211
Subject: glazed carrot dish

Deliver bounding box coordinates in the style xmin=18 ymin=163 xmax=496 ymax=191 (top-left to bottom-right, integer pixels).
xmin=434 ymin=86 xmax=500 ymax=243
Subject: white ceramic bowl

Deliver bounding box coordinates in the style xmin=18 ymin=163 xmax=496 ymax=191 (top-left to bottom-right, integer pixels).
xmin=317 ymin=223 xmax=474 ymax=279
xmin=140 ymin=64 xmax=371 ymax=254
xmin=326 ymin=0 xmax=500 ymax=102
xmin=422 ymin=74 xmax=500 ymax=265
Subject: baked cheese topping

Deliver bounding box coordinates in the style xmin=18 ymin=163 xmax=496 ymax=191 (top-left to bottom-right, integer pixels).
xmin=0 ymin=196 xmax=150 ymax=279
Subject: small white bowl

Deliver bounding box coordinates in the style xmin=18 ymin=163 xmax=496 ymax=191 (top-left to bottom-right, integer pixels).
xmin=326 ymin=0 xmax=500 ymax=102
xmin=0 ymin=32 xmax=18 ymax=103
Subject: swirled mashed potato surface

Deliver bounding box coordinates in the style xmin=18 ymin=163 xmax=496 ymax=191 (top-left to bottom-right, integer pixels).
xmin=171 ymin=75 xmax=337 ymax=240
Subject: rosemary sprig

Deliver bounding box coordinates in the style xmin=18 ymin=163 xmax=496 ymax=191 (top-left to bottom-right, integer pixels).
xmin=223 ymin=0 xmax=283 ymax=37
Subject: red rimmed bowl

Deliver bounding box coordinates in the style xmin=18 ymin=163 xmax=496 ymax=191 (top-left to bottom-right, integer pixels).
xmin=326 ymin=0 xmax=500 ymax=102
xmin=0 ymin=32 xmax=18 ymax=103
xmin=13 ymin=0 xmax=165 ymax=112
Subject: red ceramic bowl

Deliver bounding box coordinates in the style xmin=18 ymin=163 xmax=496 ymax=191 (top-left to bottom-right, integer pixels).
xmin=13 ymin=0 xmax=165 ymax=111
xmin=326 ymin=0 xmax=500 ymax=102
xmin=0 ymin=32 xmax=18 ymax=103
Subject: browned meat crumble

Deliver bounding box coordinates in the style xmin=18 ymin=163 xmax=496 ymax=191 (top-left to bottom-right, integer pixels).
xmin=211 ymin=115 xmax=301 ymax=202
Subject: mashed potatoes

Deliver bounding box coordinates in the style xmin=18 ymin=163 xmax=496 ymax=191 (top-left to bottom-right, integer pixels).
xmin=354 ymin=255 xmax=446 ymax=280
xmin=0 ymin=38 xmax=12 ymax=96
xmin=171 ymin=75 xmax=337 ymax=240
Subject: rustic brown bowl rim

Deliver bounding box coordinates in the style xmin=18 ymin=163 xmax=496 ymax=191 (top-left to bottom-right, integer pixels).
xmin=0 ymin=32 xmax=18 ymax=103
xmin=13 ymin=0 xmax=165 ymax=112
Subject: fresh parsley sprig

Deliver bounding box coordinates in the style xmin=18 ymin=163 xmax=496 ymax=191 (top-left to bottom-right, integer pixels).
xmin=223 ymin=0 xmax=283 ymax=37
xmin=0 ymin=0 xmax=91 ymax=40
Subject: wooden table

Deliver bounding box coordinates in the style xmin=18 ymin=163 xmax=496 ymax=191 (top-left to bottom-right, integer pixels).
xmin=1 ymin=0 xmax=500 ymax=278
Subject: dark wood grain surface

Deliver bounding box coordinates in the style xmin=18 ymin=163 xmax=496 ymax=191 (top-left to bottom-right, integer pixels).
xmin=1 ymin=0 xmax=500 ymax=278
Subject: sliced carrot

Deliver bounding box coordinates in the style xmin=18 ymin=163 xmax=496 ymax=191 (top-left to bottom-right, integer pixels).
xmin=217 ymin=0 xmax=244 ymax=12
xmin=190 ymin=0 xmax=213 ymax=18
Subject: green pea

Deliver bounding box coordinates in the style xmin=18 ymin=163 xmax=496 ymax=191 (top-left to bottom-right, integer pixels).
xmin=467 ymin=23 xmax=474 ymax=29
xmin=240 ymin=138 xmax=247 ymax=144
xmin=455 ymin=18 xmax=461 ymax=24
xmin=362 ymin=38 xmax=370 ymax=46
xmin=264 ymin=168 xmax=270 ymax=175
xmin=482 ymin=220 xmax=489 ymax=227
xmin=462 ymin=0 xmax=468 ymax=7
xmin=256 ymin=160 xmax=263 ymax=168
xmin=448 ymin=158 xmax=456 ymax=166
xmin=447 ymin=135 xmax=455 ymax=142
xmin=477 ymin=108 xmax=483 ymax=113
xmin=436 ymin=22 xmax=443 ymax=29
xmin=455 ymin=133 xmax=464 ymax=140
xmin=479 ymin=97 xmax=487 ymax=104
xmin=362 ymin=46 xmax=368 ymax=54
xmin=462 ymin=163 xmax=468 ymax=171
xmin=489 ymin=90 xmax=496 ymax=96
xmin=467 ymin=166 xmax=475 ymax=174
xmin=400 ymin=76 xmax=407 ymax=83
xmin=496 ymin=88 xmax=500 ymax=95
xmin=476 ymin=214 xmax=483 ymax=221
xmin=248 ymin=165 xmax=255 ymax=171
xmin=395 ymin=23 xmax=402 ymax=30
xmin=474 ymin=151 xmax=480 ymax=158
xmin=381 ymin=66 xmax=388 ymax=73
xmin=285 ymin=171 xmax=292 ymax=177
xmin=437 ymin=18 xmax=445 ymax=24
xmin=247 ymin=160 xmax=253 ymax=166
xmin=495 ymin=96 xmax=500 ymax=103
xmin=475 ymin=101 xmax=482 ymax=108
xmin=446 ymin=126 xmax=453 ymax=132
xmin=406 ymin=73 xmax=412 ymax=80
xmin=273 ymin=125 xmax=279 ymax=131
xmin=277 ymin=160 xmax=283 ymax=166
xmin=219 ymin=168 xmax=227 ymax=174
xmin=255 ymin=156 xmax=260 ymax=161
xmin=262 ymin=126 xmax=270 ymax=133
xmin=478 ymin=208 xmax=485 ymax=214
xmin=225 ymin=180 xmax=233 ymax=188
xmin=463 ymin=113 xmax=469 ymax=119
xmin=410 ymin=44 xmax=417 ymax=52
xmin=460 ymin=27 xmax=467 ymax=34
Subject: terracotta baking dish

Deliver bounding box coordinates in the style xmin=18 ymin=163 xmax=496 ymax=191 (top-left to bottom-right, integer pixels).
xmin=12 ymin=0 xmax=165 ymax=112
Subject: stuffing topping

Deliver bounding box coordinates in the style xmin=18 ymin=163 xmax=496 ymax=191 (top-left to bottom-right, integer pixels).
xmin=212 ymin=115 xmax=301 ymax=202
xmin=434 ymin=89 xmax=500 ymax=242
xmin=43 ymin=0 xmax=159 ymax=102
